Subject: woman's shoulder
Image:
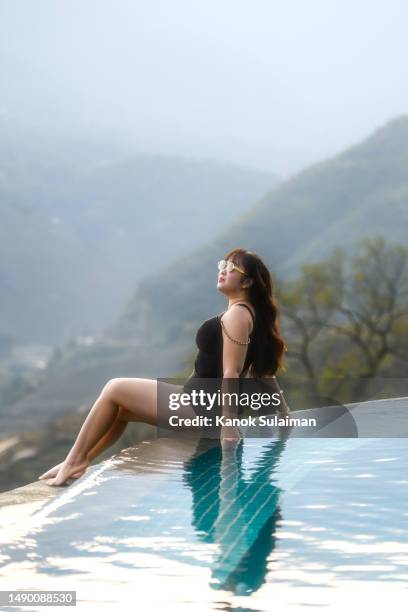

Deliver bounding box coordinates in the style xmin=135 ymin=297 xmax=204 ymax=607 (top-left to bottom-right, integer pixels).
xmin=229 ymin=302 xmax=255 ymax=322
xmin=220 ymin=304 xmax=255 ymax=335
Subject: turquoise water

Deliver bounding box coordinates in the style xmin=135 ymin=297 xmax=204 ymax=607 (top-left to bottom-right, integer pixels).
xmin=1 ymin=435 xmax=408 ymax=610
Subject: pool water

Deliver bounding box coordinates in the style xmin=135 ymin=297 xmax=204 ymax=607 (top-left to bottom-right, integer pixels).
xmin=0 ymin=429 xmax=408 ymax=610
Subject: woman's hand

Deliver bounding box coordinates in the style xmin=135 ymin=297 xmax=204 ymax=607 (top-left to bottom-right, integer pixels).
xmin=279 ymin=405 xmax=291 ymax=418
xmin=220 ymin=424 xmax=241 ymax=448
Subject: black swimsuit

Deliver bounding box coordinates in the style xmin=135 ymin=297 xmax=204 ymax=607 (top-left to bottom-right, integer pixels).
xmin=183 ymin=304 xmax=256 ymax=409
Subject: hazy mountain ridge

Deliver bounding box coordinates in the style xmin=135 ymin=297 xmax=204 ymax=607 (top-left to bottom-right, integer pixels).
xmin=0 ymin=118 xmax=279 ymax=346
xmin=109 ymin=115 xmax=408 ymax=346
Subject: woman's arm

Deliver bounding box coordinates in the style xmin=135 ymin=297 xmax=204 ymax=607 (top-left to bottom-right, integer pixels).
xmin=219 ymin=306 xmax=252 ymax=441
xmin=221 ymin=306 xmax=253 ymax=382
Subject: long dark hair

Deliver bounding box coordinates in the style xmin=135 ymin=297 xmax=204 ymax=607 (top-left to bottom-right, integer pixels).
xmin=224 ymin=247 xmax=287 ymax=377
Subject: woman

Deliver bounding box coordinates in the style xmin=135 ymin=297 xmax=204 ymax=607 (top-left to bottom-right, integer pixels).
xmin=39 ymin=247 xmax=289 ymax=486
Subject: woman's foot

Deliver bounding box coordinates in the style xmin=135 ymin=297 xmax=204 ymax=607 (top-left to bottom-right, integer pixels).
xmin=44 ymin=457 xmax=90 ymax=486
xmin=38 ymin=461 xmax=87 ymax=481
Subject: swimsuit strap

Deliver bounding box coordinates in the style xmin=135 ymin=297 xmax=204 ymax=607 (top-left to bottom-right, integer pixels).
xmin=235 ymin=303 xmax=256 ymax=326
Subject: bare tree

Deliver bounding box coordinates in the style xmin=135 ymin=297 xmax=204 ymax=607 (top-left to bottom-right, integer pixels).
xmin=277 ymin=236 xmax=408 ymax=402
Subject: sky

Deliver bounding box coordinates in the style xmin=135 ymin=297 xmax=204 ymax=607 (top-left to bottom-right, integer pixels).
xmin=1 ymin=0 xmax=407 ymax=177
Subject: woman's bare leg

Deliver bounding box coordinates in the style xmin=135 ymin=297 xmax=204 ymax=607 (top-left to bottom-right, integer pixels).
xmin=43 ymin=377 xmax=195 ymax=487
xmin=86 ymin=410 xmax=129 ymax=461
xmin=38 ymin=408 xmax=130 ymax=481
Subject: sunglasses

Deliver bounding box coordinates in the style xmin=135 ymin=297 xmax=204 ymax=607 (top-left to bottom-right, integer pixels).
xmin=218 ymin=259 xmax=247 ymax=275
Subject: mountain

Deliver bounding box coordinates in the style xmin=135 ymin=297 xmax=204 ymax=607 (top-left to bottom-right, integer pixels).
xmin=0 ymin=116 xmax=279 ymax=346
xmin=108 ymin=115 xmax=408 ymax=346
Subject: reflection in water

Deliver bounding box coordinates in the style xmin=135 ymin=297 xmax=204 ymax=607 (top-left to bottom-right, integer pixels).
xmin=1 ymin=433 xmax=408 ymax=609
xmin=183 ymin=435 xmax=289 ymax=595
